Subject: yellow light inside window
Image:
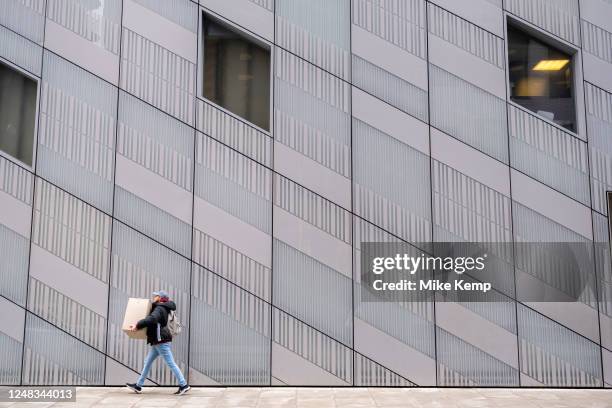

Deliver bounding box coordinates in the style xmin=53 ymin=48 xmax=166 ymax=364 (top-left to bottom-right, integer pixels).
xmin=532 ymin=59 xmax=570 ymax=71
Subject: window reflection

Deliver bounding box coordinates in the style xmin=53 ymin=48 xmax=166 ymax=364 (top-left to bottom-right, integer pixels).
xmin=0 ymin=62 xmax=37 ymax=166
xmin=203 ymin=15 xmax=271 ymax=131
xmin=507 ymin=23 xmax=576 ymax=132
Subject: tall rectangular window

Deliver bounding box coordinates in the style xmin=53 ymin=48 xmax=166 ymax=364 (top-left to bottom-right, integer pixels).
xmin=202 ymin=14 xmax=271 ymax=131
xmin=0 ymin=62 xmax=37 ymax=166
xmin=507 ymin=21 xmax=576 ymax=132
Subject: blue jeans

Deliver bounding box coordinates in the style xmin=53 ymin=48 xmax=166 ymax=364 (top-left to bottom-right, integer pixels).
xmin=137 ymin=343 xmax=186 ymax=387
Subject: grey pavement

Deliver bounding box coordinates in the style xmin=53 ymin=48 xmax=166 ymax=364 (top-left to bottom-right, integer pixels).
xmin=2 ymin=387 xmax=611 ymax=408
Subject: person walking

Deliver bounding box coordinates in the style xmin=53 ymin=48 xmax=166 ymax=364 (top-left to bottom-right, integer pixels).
xmin=126 ymin=290 xmax=190 ymax=395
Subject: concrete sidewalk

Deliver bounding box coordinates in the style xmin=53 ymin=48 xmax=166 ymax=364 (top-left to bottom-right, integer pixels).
xmin=3 ymin=387 xmax=611 ymax=408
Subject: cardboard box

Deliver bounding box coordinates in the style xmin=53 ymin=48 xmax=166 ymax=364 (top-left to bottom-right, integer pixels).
xmin=122 ymin=298 xmax=152 ymax=340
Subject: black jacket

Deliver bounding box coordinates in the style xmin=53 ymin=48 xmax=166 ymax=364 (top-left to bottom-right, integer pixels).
xmin=135 ymin=301 xmax=176 ymax=345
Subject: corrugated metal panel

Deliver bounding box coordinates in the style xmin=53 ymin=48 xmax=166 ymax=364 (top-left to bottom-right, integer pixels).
xmin=353 ymin=118 xmax=432 ymax=244
xmin=195 ymin=133 xmax=272 ymax=233
xmin=190 ymin=265 xmax=270 ymax=385
xmin=0 ymin=23 xmax=42 ymax=75
xmin=505 ymin=0 xmax=580 ymax=45
xmin=118 ymin=92 xmax=194 ymax=191
xmin=32 ymin=179 xmax=111 ymax=282
xmin=585 ymin=81 xmax=612 ymax=123
xmin=27 ymin=277 xmax=107 ymax=351
xmin=120 ymin=28 xmax=196 ymax=125
xmin=0 ymin=333 xmax=22 ymax=385
xmin=23 ymin=314 xmax=105 ymax=385
xmin=110 ymin=219 xmax=191 ymax=297
xmin=0 ymin=0 xmax=45 ymax=44
xmin=41 ymin=51 xmax=117 ymax=116
xmin=0 ymin=155 xmax=34 ymax=205
xmin=432 ymin=159 xmax=513 ymax=244
xmin=352 ymin=55 xmax=428 ymax=121
xmin=459 ymin=299 xmax=518 ymax=335
xmin=430 ymin=64 xmax=508 ymax=162
xmin=512 ymin=202 xmax=593 ymax=243
xmin=38 ymin=52 xmax=116 ymax=213
xmin=354 ymin=287 xmax=436 ymax=358
xmin=353 ymin=216 xmax=435 ymax=357
xmin=114 ymin=187 xmax=192 ymax=258
xmin=276 ymin=0 xmax=350 ymax=79
xmin=274 ymin=174 xmax=351 ymax=244
xmin=517 ymin=305 xmax=602 ymax=387
xmin=192 ymin=265 xmax=269 ymax=335
xmin=0 ymin=223 xmax=29 ymax=306
xmin=32 ymin=178 xmax=110 ymax=275
xmin=592 ymin=212 xmax=612 ymax=319
xmin=512 ymin=201 xmax=593 ymax=244
xmin=585 ymin=83 xmax=612 ymax=215
xmin=427 ymin=2 xmax=505 ymax=68
xmin=353 ymin=217 xmax=434 ymax=359
xmin=354 ymin=353 xmax=414 ymax=386
xmin=508 ymin=105 xmax=590 ymax=206
xmin=599 ymin=279 xmax=612 ymax=323
xmin=272 ymin=307 xmax=352 ymax=384
xmin=592 ymin=211 xmax=612 ymax=281
xmin=513 ymin=203 xmax=597 ymax=307
xmin=192 ymin=229 xmax=271 ymax=301
xmin=132 ymin=0 xmax=197 ymax=32
xmin=249 ymin=0 xmax=274 ymax=11
xmin=437 ymin=328 xmax=519 ymax=386
xmin=353 ymin=216 xmax=433 ymax=326
xmin=275 ymin=49 xmax=351 ymax=176
xmin=352 ymin=0 xmax=427 ymax=58
xmin=196 ymin=99 xmax=272 ymax=168
xmin=432 ymin=159 xmax=516 ymax=297
xmin=46 ymin=0 xmax=121 ymax=54
xmin=0 ymin=159 xmax=32 ymax=307
xmin=273 ymin=239 xmax=353 ymax=346
xmin=582 ymin=20 xmax=612 ymax=64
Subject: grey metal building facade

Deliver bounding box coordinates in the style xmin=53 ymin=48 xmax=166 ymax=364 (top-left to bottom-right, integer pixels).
xmin=0 ymin=0 xmax=612 ymax=387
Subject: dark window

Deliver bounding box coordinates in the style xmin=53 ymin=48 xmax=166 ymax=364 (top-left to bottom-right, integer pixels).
xmin=203 ymin=14 xmax=270 ymax=131
xmin=0 ymin=62 xmax=37 ymax=166
xmin=507 ymin=22 xmax=576 ymax=132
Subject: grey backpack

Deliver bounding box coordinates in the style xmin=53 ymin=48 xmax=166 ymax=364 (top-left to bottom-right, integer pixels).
xmin=167 ymin=310 xmax=182 ymax=336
